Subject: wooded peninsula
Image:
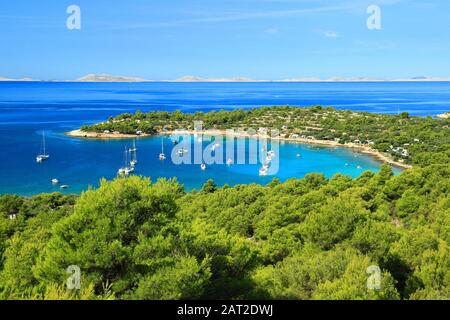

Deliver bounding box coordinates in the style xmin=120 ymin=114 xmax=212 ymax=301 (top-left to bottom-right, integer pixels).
xmin=72 ymin=106 xmax=450 ymax=167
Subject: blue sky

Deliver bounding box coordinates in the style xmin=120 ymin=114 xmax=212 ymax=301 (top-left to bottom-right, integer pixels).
xmin=1 ymin=0 xmax=449 ymax=80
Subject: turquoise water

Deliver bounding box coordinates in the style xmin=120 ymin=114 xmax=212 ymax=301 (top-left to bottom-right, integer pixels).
xmin=2 ymin=81 xmax=446 ymax=195
xmin=0 ymin=131 xmax=400 ymax=196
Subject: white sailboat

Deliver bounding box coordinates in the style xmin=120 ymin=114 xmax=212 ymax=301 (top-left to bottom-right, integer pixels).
xmin=36 ymin=130 xmax=50 ymax=163
xmin=159 ymin=138 xmax=166 ymax=160
xmin=130 ymin=140 xmax=138 ymax=167
xmin=259 ymin=165 xmax=269 ymax=176
xmin=129 ymin=140 xmax=137 ymax=152
xmin=200 ymin=163 xmax=206 ymax=171
xmin=118 ymin=147 xmax=134 ymax=176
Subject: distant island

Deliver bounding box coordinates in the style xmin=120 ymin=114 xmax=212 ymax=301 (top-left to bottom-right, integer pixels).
xmin=74 ymin=73 xmax=147 ymax=82
xmin=67 ymin=106 xmax=450 ymax=169
xmin=3 ymin=74 xmax=450 ymax=83
xmin=0 ymin=76 xmax=36 ymax=82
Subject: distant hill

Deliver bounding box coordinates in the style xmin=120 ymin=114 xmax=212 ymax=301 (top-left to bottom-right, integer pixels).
xmin=75 ymin=73 xmax=147 ymax=82
xmin=172 ymin=75 xmax=259 ymax=82
xmin=0 ymin=76 xmax=36 ymax=81
xmin=2 ymin=74 xmax=450 ymax=83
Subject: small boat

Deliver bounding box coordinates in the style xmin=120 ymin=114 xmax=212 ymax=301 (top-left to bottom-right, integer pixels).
xmin=259 ymin=167 xmax=268 ymax=176
xmin=118 ymin=168 xmax=129 ymax=176
xmin=178 ymin=149 xmax=184 ymax=156
xmin=118 ymin=147 xmax=134 ymax=176
xmin=129 ymin=140 xmax=138 ymax=166
xmin=36 ymin=130 xmax=50 ymax=163
xmin=159 ymin=138 xmax=166 ymax=160
xmin=345 ymin=163 xmax=349 ymax=167
xmin=51 ymin=178 xmax=59 ymax=185
xmin=60 ymin=185 xmax=69 ymax=189
xmin=266 ymin=150 xmax=276 ymax=161
xmin=129 ymin=140 xmax=137 ymax=152
xmin=200 ymin=163 xmax=206 ymax=171
xmin=357 ymin=165 xmax=362 ymax=169
xmin=36 ymin=155 xmax=49 ymax=163
xmin=227 ymin=158 xmax=233 ymax=166
xmin=296 ymin=153 xmax=301 ymax=158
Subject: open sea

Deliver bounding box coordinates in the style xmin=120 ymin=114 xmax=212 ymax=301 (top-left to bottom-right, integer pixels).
xmin=1 ymin=81 xmax=449 ymax=196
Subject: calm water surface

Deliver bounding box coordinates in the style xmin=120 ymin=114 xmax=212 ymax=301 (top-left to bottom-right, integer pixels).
xmin=2 ymin=81 xmax=447 ymax=195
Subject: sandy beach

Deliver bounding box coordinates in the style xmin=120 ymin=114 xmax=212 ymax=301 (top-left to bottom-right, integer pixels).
xmin=66 ymin=129 xmax=153 ymax=139
xmin=66 ymin=128 xmax=412 ymax=169
xmin=437 ymin=112 xmax=450 ymax=119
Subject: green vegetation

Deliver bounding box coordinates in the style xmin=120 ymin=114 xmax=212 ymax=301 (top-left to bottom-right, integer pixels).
xmin=0 ymin=163 xmax=448 ymax=300
xmin=1 ymin=106 xmax=448 ymax=300
xmin=81 ymin=106 xmax=450 ymax=165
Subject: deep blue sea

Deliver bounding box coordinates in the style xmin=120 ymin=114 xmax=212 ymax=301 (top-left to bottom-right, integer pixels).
xmin=1 ymin=81 xmax=449 ymax=196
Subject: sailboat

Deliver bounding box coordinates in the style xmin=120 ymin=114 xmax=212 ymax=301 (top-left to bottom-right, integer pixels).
xmin=130 ymin=140 xmax=138 ymax=167
xmin=259 ymin=165 xmax=269 ymax=176
xmin=159 ymin=138 xmax=166 ymax=160
xmin=129 ymin=140 xmax=137 ymax=152
xmin=36 ymin=130 xmax=50 ymax=163
xmin=118 ymin=147 xmax=134 ymax=176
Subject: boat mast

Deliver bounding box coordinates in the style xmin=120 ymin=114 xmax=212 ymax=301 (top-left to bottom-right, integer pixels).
xmin=42 ymin=130 xmax=46 ymax=155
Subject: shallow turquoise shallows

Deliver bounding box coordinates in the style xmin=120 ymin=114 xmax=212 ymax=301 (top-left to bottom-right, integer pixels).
xmin=0 ymin=131 xmax=401 ymax=196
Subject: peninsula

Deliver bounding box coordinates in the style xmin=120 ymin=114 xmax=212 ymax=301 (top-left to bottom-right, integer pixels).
xmin=67 ymin=106 xmax=450 ymax=168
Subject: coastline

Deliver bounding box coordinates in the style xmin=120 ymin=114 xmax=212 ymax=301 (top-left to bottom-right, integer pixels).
xmin=66 ymin=129 xmax=153 ymax=139
xmin=437 ymin=112 xmax=450 ymax=119
xmin=66 ymin=129 xmax=412 ymax=169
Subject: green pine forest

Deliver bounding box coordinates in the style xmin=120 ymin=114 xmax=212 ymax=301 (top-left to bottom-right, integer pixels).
xmin=0 ymin=106 xmax=449 ymax=300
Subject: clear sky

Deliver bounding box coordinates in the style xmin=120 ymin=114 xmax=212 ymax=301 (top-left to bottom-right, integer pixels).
xmin=1 ymin=0 xmax=449 ymax=80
